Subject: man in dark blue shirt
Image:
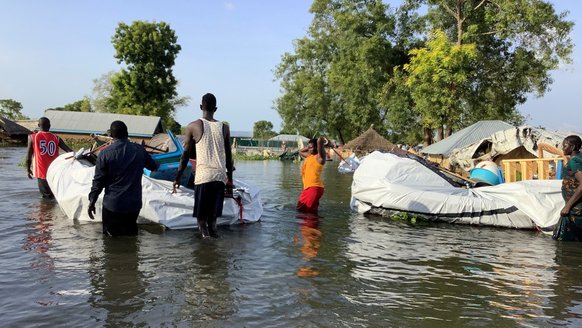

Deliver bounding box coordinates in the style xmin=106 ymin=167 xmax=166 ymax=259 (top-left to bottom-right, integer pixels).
xmin=88 ymin=120 xmax=158 ymax=236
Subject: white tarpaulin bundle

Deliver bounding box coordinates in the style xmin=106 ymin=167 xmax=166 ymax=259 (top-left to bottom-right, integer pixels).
xmin=351 ymin=151 xmax=562 ymax=230
xmin=47 ymin=153 xmax=262 ymax=229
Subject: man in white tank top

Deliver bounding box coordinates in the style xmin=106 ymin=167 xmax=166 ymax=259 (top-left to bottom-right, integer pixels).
xmin=174 ymin=93 xmax=233 ymax=238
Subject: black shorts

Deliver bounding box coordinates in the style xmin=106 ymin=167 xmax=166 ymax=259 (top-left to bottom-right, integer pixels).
xmin=102 ymin=207 xmax=140 ymax=236
xmin=193 ymin=181 xmax=225 ymax=218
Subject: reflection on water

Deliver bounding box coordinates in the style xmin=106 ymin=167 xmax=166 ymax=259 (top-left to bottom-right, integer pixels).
xmin=3 ymin=147 xmax=582 ymax=326
xmin=88 ymin=236 xmax=146 ymax=327
xmin=295 ymin=214 xmax=322 ymax=277
xmin=23 ymin=200 xmax=56 ymax=275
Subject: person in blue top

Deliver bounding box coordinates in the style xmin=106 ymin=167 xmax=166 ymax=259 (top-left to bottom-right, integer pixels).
xmin=88 ymin=120 xmax=159 ymax=236
xmin=553 ymin=135 xmax=582 ymax=241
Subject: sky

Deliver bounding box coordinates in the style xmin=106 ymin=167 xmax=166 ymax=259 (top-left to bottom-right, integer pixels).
xmin=0 ymin=0 xmax=580 ymax=133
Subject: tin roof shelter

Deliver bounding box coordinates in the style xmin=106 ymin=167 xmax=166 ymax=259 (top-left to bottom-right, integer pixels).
xmin=44 ymin=110 xmax=164 ymax=138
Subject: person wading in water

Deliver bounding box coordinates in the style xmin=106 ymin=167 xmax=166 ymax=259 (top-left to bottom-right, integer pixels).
xmin=297 ymin=136 xmax=329 ymax=214
xmin=174 ymin=93 xmax=233 ymax=238
xmin=26 ymin=117 xmax=73 ymax=198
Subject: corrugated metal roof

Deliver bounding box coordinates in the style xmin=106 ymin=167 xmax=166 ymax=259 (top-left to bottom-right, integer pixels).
xmin=421 ymin=120 xmax=514 ymax=155
xmin=268 ymin=134 xmax=310 ymax=142
xmin=44 ymin=110 xmax=163 ymax=137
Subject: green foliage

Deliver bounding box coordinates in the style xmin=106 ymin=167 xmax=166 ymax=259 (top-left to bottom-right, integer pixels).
xmin=91 ymin=71 xmax=117 ymax=113
xmin=0 ymin=99 xmax=28 ymax=120
xmin=401 ymin=0 xmax=573 ymax=130
xmin=253 ymin=120 xmax=277 ymax=140
xmin=404 ymin=29 xmax=477 ymax=129
xmin=233 ymin=153 xmax=278 ymax=161
xmin=275 ymin=0 xmax=405 ymax=144
xmin=276 ymin=0 xmax=573 ymax=146
xmin=390 ymin=211 xmax=425 ymax=224
xmin=109 ymin=20 xmax=187 ymax=130
xmin=60 ymin=97 xmax=92 ymax=112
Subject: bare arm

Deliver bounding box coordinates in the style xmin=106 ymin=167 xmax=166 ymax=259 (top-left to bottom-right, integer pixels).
xmin=223 ymin=123 xmax=233 ymax=185
xmin=174 ymin=125 xmax=195 ymax=186
xmin=316 ymin=137 xmax=327 ymax=165
xmin=562 ymin=171 xmax=582 ymax=217
xmin=173 ymin=120 xmax=203 ymax=190
xmin=58 ymin=137 xmax=73 ymax=153
xmin=25 ymin=135 xmax=34 ymax=179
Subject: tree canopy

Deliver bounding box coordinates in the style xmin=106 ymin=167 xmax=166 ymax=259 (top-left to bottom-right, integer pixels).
xmin=0 ymin=99 xmax=28 ymax=120
xmin=108 ymin=20 xmax=188 ymax=133
xmin=275 ymin=0 xmax=573 ymax=145
xmin=253 ymin=120 xmax=277 ymax=140
xmin=275 ymin=0 xmax=405 ymax=144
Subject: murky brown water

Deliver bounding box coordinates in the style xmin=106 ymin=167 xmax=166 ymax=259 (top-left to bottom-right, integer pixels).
xmin=2 ymin=146 xmax=582 ymax=327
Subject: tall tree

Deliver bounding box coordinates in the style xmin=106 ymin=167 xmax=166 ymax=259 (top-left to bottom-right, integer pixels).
xmin=253 ymin=120 xmax=277 ymax=140
xmin=109 ymin=21 xmax=187 ymax=131
xmin=403 ymin=30 xmax=477 ymax=145
xmin=91 ymin=71 xmax=117 ymax=113
xmin=0 ymin=99 xmax=28 ymax=120
xmin=401 ymin=0 xmax=573 ymax=132
xmin=275 ymin=0 xmax=404 ymax=143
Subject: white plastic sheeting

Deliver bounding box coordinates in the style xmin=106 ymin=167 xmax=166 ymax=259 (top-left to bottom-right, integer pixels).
xmin=351 ymin=151 xmax=562 ymax=230
xmin=337 ymin=153 xmax=361 ymax=174
xmin=449 ymin=126 xmax=570 ymax=171
xmin=46 ymin=153 xmax=262 ymax=229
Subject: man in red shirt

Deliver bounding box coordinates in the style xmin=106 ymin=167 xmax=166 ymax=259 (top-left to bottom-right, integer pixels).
xmin=26 ymin=117 xmax=72 ymax=198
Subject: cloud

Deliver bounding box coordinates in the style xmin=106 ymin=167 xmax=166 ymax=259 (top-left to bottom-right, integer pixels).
xmin=224 ymin=2 xmax=235 ymax=11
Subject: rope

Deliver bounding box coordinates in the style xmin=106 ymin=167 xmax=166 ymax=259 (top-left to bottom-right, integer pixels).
xmin=226 ymin=193 xmax=244 ymax=224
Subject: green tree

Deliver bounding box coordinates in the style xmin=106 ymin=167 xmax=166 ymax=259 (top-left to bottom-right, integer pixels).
xmin=275 ymin=0 xmax=405 ymax=144
xmin=401 ymin=0 xmax=573 ymax=134
xmin=0 ymin=99 xmax=28 ymax=120
xmin=253 ymin=120 xmax=277 ymax=140
xmin=91 ymin=71 xmax=117 ymax=113
xmin=109 ymin=20 xmax=188 ymax=132
xmin=61 ymin=97 xmax=92 ymax=112
xmin=403 ymin=30 xmax=477 ymax=145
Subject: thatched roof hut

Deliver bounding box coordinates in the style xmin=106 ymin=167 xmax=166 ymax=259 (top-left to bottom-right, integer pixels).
xmin=345 ymin=126 xmax=394 ymax=154
xmin=0 ymin=116 xmax=31 ymax=144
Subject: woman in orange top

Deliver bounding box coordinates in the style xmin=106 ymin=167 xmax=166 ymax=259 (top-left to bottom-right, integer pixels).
xmin=296 ymin=136 xmax=328 ymax=214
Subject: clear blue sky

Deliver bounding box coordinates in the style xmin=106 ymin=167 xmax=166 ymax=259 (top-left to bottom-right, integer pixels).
xmin=0 ymin=0 xmax=579 ymax=133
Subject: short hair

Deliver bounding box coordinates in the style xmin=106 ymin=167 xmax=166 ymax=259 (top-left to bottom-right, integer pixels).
xmin=565 ymin=135 xmax=582 ymax=152
xmin=110 ymin=120 xmax=128 ymax=139
xmin=202 ymin=93 xmax=217 ymax=110
xmin=38 ymin=117 xmax=51 ymax=130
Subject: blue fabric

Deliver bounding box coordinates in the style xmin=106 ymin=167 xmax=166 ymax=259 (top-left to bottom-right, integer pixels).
xmin=89 ymin=139 xmax=158 ymax=212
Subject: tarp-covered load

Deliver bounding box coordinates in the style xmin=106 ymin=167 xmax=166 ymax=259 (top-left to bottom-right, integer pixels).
xmin=351 ymin=151 xmax=562 ymax=230
xmin=47 ymin=153 xmax=262 ymax=229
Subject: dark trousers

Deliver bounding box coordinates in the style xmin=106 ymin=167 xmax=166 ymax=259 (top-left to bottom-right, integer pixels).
xmin=37 ymin=178 xmax=54 ymax=199
xmin=102 ymin=207 xmax=140 ymax=236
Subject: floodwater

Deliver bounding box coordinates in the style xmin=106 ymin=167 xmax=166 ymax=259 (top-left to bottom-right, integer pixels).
xmin=2 ymin=146 xmax=582 ymax=327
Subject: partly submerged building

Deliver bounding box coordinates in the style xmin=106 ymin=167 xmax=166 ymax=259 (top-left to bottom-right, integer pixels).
xmin=0 ymin=116 xmax=31 ymax=144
